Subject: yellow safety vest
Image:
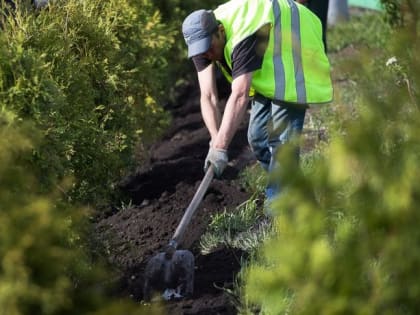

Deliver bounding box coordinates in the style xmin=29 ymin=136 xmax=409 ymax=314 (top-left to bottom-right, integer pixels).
xmin=214 ymin=0 xmax=333 ymax=104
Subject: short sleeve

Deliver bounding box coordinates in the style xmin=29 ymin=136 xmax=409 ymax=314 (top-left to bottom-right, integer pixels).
xmin=231 ymin=25 xmax=269 ymax=79
xmin=192 ymin=55 xmax=212 ymax=72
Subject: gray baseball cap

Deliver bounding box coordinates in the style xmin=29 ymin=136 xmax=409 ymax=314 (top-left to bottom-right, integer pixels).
xmin=182 ymin=10 xmax=218 ymax=58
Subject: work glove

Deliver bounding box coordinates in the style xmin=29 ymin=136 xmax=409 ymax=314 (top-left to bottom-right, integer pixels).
xmin=204 ymin=147 xmax=228 ymax=178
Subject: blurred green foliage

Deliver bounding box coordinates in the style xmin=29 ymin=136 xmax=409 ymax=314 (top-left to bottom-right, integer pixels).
xmin=327 ymin=10 xmax=391 ymax=53
xmin=380 ymin=0 xmax=403 ymax=26
xmin=0 ymin=110 xmax=163 ymax=314
xmin=245 ymin=1 xmax=420 ymax=314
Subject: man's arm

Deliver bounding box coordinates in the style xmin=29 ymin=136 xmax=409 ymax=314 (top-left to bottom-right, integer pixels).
xmin=202 ymin=71 xmax=252 ymax=177
xmin=197 ymin=63 xmax=222 ymax=142
xmin=213 ymin=72 xmax=252 ymax=150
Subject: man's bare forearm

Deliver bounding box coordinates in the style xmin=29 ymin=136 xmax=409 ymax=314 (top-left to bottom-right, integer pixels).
xmin=200 ymin=94 xmax=221 ymax=141
xmin=213 ymin=90 xmax=249 ymax=150
xmin=213 ymin=72 xmax=252 ymax=150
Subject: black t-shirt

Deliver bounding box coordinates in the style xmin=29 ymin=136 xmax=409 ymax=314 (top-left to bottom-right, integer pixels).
xmin=192 ymin=24 xmax=270 ymax=80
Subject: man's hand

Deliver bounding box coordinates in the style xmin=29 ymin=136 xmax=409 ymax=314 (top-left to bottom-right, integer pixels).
xmin=204 ymin=147 xmax=228 ymax=178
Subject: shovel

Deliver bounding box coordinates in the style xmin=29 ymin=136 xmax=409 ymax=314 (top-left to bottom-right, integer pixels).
xmin=143 ymin=165 xmax=214 ymax=301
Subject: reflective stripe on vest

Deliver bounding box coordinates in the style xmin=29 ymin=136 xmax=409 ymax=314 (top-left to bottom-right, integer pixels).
xmin=273 ymin=0 xmax=306 ymax=102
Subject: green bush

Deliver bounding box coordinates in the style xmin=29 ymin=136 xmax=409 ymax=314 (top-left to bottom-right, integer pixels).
xmin=380 ymin=0 xmax=403 ymax=26
xmin=0 ymin=0 xmax=173 ymax=205
xmin=245 ymin=2 xmax=420 ymax=314
xmin=0 ymin=109 xmax=163 ymax=315
xmin=327 ymin=11 xmax=391 ymax=53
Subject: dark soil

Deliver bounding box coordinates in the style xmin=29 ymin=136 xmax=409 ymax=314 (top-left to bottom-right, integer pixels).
xmin=94 ymin=77 xmax=257 ymax=314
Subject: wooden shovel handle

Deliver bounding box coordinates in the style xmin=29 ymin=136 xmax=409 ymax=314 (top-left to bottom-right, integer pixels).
xmin=170 ymin=165 xmax=214 ymax=247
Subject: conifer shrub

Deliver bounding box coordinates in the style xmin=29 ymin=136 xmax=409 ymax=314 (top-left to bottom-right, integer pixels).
xmin=0 ymin=109 xmax=163 ymax=314
xmin=245 ymin=2 xmax=420 ymax=314
xmin=0 ymin=0 xmax=173 ymax=205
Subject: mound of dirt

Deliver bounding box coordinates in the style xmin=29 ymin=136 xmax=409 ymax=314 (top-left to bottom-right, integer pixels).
xmin=94 ymin=77 xmax=257 ymax=314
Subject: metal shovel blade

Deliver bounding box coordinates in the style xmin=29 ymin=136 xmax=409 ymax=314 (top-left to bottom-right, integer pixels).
xmin=143 ymin=249 xmax=194 ymax=301
xmin=143 ymin=165 xmax=214 ymax=301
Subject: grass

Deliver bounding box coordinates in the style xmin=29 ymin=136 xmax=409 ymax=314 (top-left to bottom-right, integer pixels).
xmin=199 ymin=196 xmax=274 ymax=255
xmin=327 ymin=8 xmax=391 ymax=54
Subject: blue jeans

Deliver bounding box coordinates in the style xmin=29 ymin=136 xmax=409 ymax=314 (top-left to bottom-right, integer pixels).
xmin=247 ymin=94 xmax=307 ymax=200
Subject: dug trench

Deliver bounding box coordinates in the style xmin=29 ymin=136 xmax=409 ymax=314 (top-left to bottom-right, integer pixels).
xmin=94 ymin=76 xmax=258 ymax=314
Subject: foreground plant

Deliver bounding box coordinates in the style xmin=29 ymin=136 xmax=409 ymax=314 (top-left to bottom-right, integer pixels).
xmin=245 ymin=2 xmax=420 ymax=314
xmin=0 ymin=112 xmax=164 ymax=314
